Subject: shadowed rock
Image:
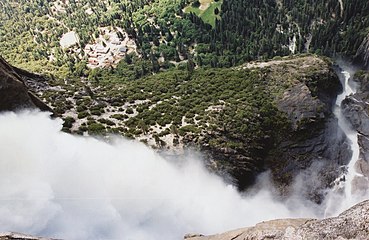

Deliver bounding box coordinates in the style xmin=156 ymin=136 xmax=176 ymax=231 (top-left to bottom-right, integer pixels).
xmin=0 ymin=56 xmax=52 ymax=112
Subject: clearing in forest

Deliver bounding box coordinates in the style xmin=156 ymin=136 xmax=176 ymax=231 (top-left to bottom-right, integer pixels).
xmin=184 ymin=0 xmax=223 ymax=28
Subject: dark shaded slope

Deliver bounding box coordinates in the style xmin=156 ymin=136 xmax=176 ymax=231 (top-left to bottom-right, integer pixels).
xmin=0 ymin=56 xmax=51 ymax=112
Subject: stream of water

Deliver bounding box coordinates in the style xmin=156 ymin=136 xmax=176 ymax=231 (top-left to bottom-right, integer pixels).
xmin=324 ymin=65 xmax=363 ymax=216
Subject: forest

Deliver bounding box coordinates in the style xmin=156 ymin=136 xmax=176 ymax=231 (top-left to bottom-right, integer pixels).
xmin=1 ymin=0 xmax=368 ymax=81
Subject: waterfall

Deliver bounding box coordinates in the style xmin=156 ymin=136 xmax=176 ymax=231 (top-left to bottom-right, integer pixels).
xmin=324 ymin=64 xmax=364 ymax=216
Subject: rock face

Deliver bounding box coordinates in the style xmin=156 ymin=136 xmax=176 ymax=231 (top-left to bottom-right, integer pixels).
xmin=185 ymin=199 xmax=369 ymax=240
xmin=0 ymin=56 xmax=51 ymax=112
xmin=342 ymin=71 xmax=369 ymax=136
xmin=189 ymin=57 xmax=348 ymax=199
xmin=244 ymin=57 xmax=347 ymax=201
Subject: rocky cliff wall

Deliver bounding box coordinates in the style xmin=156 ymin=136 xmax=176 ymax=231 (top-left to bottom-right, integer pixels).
xmin=212 ymin=57 xmax=349 ymax=200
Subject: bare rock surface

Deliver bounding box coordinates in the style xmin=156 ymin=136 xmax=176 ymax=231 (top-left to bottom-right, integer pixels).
xmin=185 ymin=200 xmax=369 ymax=240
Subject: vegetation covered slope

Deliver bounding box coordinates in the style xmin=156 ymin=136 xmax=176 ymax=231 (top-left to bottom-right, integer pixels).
xmin=30 ymin=55 xmax=343 ymax=191
xmin=213 ymin=0 xmax=369 ymax=61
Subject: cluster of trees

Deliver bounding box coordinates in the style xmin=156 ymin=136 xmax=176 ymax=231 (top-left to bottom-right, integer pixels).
xmin=52 ymin=65 xmax=291 ymax=150
xmin=192 ymin=0 xmax=369 ymax=65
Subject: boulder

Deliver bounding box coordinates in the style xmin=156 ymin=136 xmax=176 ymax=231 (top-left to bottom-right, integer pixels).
xmin=341 ymin=95 xmax=369 ymax=136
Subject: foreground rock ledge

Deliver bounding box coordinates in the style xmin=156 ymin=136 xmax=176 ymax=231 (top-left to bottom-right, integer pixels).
xmin=185 ymin=200 xmax=369 ymax=240
xmin=2 ymin=200 xmax=368 ymax=239
xmin=0 ymin=232 xmax=57 ymax=240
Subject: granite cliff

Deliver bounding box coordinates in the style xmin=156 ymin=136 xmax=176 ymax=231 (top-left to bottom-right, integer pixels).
xmin=203 ymin=56 xmax=347 ymax=199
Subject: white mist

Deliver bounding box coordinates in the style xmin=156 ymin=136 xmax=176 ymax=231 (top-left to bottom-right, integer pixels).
xmin=0 ymin=111 xmax=319 ymax=240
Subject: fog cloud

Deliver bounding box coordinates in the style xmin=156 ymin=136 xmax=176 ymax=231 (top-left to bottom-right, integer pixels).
xmin=0 ymin=111 xmax=335 ymax=239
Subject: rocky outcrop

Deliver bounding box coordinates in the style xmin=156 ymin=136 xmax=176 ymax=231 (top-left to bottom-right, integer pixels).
xmin=342 ymin=96 xmax=369 ymax=135
xmin=185 ymin=199 xmax=369 ymax=240
xmin=277 ymin=83 xmax=325 ymax=130
xmin=194 ymin=57 xmax=348 ymax=198
xmin=0 ymin=56 xmax=51 ymax=112
xmin=261 ymin=58 xmax=348 ymax=201
xmin=0 ymin=232 xmax=56 ymax=240
xmin=341 ymin=71 xmax=369 ymax=136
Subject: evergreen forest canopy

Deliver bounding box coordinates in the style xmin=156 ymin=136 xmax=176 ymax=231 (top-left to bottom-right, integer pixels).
xmin=0 ymin=0 xmax=368 ymax=79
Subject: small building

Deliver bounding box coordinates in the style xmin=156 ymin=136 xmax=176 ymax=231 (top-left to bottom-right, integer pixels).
xmin=60 ymin=31 xmax=79 ymax=49
xmin=111 ymin=40 xmax=121 ymax=45
xmin=96 ymin=46 xmax=110 ymax=54
xmin=88 ymin=53 xmax=98 ymax=58
xmin=84 ymin=44 xmax=93 ymax=51
xmin=118 ymin=47 xmax=127 ymax=56
xmin=103 ymin=58 xmax=113 ymax=64
xmin=88 ymin=59 xmax=99 ymax=66
xmin=119 ymin=47 xmax=127 ymax=53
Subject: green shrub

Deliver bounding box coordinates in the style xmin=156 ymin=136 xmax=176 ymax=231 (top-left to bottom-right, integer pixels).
xmin=126 ymin=107 xmax=134 ymax=114
xmin=77 ymin=105 xmax=87 ymax=112
xmin=63 ymin=116 xmax=75 ymax=128
xmin=111 ymin=114 xmax=125 ymax=120
xmin=179 ymin=125 xmax=200 ymax=135
xmin=90 ymin=109 xmax=102 ymax=116
xmin=79 ymin=125 xmax=88 ymax=132
xmin=98 ymin=118 xmax=116 ymax=126
xmin=87 ymin=123 xmax=106 ymax=134
xmin=78 ymin=111 xmax=89 ymax=119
